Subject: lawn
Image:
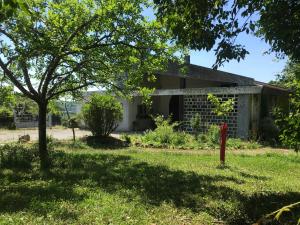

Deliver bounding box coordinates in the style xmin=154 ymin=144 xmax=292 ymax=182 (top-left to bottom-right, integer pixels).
xmin=0 ymin=143 xmax=300 ymax=225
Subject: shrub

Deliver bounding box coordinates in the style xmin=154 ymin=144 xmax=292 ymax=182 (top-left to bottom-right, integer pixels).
xmin=0 ymin=143 xmax=37 ymax=169
xmin=126 ymin=116 xmax=260 ymax=150
xmin=274 ymin=109 xmax=300 ymax=152
xmin=141 ymin=115 xmax=191 ymax=148
xmin=259 ymin=117 xmax=280 ymax=145
xmin=207 ymin=93 xmax=234 ymax=118
xmin=206 ymin=124 xmax=220 ymax=145
xmin=82 ymin=94 xmax=123 ymax=137
xmin=190 ymin=113 xmax=201 ymax=138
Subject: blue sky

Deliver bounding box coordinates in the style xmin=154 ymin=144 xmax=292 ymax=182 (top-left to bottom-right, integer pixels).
xmin=144 ymin=7 xmax=287 ymax=83
xmin=189 ymin=33 xmax=287 ymax=83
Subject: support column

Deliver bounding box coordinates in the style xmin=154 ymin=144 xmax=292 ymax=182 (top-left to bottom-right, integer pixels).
xmin=237 ymin=94 xmax=250 ymax=139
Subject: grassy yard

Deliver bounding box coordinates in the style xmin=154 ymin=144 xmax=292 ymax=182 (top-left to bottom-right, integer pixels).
xmin=0 ymin=144 xmax=300 ymax=225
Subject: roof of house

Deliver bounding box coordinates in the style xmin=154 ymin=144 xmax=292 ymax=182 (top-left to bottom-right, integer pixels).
xmin=157 ymin=62 xmax=290 ymax=92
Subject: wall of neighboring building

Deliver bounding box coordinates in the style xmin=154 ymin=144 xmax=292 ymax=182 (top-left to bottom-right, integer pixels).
xmin=14 ymin=113 xmax=52 ymax=128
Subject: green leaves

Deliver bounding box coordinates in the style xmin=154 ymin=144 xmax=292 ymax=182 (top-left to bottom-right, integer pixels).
xmin=138 ymin=87 xmax=155 ymax=113
xmin=0 ymin=0 xmax=28 ymax=21
xmin=262 ymin=201 xmax=300 ymax=224
xmin=0 ymin=0 xmax=183 ymax=101
xmin=190 ymin=113 xmax=201 ymax=134
xmin=82 ymin=94 xmax=123 ymax=137
xmin=207 ymin=93 xmax=234 ymax=118
xmin=272 ymin=61 xmax=300 ymax=152
xmin=154 ymin=0 xmax=300 ymax=67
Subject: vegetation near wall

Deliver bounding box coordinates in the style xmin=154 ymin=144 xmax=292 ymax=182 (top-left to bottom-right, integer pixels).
xmin=82 ymin=94 xmax=123 ymax=137
xmin=124 ymin=115 xmax=260 ymax=150
xmin=271 ymin=61 xmax=300 ymax=152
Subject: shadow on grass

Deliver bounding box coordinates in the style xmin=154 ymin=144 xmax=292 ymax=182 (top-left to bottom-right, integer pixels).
xmin=82 ymin=136 xmax=128 ymax=149
xmin=0 ymin=151 xmax=299 ymax=224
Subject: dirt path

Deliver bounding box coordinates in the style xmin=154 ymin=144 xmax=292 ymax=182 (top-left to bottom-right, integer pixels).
xmin=0 ymin=128 xmax=93 ymax=143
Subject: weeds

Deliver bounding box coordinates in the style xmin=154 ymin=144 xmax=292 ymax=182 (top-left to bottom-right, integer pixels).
xmin=124 ymin=116 xmax=261 ymax=150
xmin=0 ymin=143 xmax=37 ymax=169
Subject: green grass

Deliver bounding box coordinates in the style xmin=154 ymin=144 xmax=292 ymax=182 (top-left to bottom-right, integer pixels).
xmin=0 ymin=142 xmax=300 ymax=225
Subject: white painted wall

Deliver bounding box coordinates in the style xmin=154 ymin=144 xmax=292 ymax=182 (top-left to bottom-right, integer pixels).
xmin=115 ymin=97 xmax=141 ymax=132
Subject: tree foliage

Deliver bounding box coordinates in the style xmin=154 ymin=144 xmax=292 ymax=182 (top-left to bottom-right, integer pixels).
xmin=190 ymin=113 xmax=201 ymax=138
xmin=207 ymin=93 xmax=234 ymax=118
xmin=0 ymin=0 xmax=28 ymax=21
xmin=0 ymin=85 xmax=15 ymax=117
xmin=271 ymin=61 xmax=300 ymax=152
xmin=0 ymin=0 xmax=182 ymax=169
xmin=82 ymin=94 xmax=123 ymax=137
xmin=154 ymin=0 xmax=300 ymax=68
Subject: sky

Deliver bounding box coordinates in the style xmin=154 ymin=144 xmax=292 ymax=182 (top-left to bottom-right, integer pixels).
xmin=189 ymin=34 xmax=287 ymax=83
xmin=143 ymin=7 xmax=287 ymax=83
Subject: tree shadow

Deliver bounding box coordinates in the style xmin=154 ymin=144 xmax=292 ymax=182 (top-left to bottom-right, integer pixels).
xmin=0 ymin=172 xmax=83 ymax=221
xmin=1 ymin=151 xmax=299 ymax=224
xmin=82 ymin=135 xmax=128 ymax=149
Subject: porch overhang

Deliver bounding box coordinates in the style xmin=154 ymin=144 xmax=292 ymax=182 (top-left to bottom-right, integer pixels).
xmin=150 ymin=86 xmax=263 ymax=96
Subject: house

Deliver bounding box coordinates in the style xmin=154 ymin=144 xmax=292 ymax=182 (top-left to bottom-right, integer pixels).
xmin=116 ymin=58 xmax=290 ymax=139
xmin=13 ymin=58 xmax=290 ymax=140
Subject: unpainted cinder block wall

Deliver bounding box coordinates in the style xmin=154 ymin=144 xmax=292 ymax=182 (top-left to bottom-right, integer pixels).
xmin=182 ymin=94 xmax=250 ymax=138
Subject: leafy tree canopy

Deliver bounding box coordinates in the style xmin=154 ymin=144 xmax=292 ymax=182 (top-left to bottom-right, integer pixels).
xmin=153 ymin=0 xmax=300 ymax=68
xmin=0 ymin=0 xmax=183 ymax=169
xmin=0 ymin=85 xmax=15 ymax=117
xmin=270 ymin=61 xmax=300 ymax=88
xmin=0 ymin=0 xmax=28 ymax=21
xmin=271 ymin=61 xmax=300 ymax=152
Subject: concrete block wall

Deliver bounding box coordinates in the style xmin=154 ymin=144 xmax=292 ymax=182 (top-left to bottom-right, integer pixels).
xmin=14 ymin=113 xmax=52 ymax=128
xmin=182 ymin=94 xmax=239 ymax=137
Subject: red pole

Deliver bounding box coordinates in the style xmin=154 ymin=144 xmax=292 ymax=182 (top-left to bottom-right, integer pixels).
xmin=220 ymin=123 xmax=228 ymax=165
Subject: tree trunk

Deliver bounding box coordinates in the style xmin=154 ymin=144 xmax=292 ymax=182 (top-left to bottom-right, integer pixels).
xmin=38 ymin=102 xmax=50 ymax=170
xmin=72 ymin=127 xmax=76 ymax=142
xmin=64 ymin=102 xmax=76 ymax=143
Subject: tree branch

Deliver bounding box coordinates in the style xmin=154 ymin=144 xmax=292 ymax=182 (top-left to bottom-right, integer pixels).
xmin=19 ymin=60 xmax=39 ymax=96
xmin=0 ymin=58 xmax=37 ymax=101
xmin=62 ymin=14 xmax=99 ymax=51
xmin=39 ymin=14 xmax=99 ymax=97
xmin=47 ymin=82 xmax=94 ymax=100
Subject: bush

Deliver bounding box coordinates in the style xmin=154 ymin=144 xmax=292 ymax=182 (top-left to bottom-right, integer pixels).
xmin=141 ymin=115 xmax=192 ymax=148
xmin=206 ymin=124 xmax=220 ymax=145
xmin=190 ymin=113 xmax=201 ymax=138
xmin=125 ymin=116 xmax=261 ymax=150
xmin=0 ymin=143 xmax=37 ymax=169
xmin=259 ymin=117 xmax=280 ymax=145
xmin=274 ymin=109 xmax=300 ymax=152
xmin=82 ymin=94 xmax=123 ymax=137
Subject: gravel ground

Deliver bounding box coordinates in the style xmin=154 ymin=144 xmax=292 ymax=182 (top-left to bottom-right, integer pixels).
xmin=0 ymin=128 xmax=93 ymax=143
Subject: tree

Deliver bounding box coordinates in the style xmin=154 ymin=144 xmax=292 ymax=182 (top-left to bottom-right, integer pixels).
xmin=61 ymin=94 xmax=82 ymax=143
xmin=0 ymin=0 xmax=27 ymax=21
xmin=82 ymin=94 xmax=123 ymax=137
xmin=271 ymin=61 xmax=300 ymax=152
xmin=0 ymin=85 xmax=15 ymax=118
xmin=207 ymin=93 xmax=234 ymax=119
xmin=153 ymin=0 xmax=300 ymax=68
xmin=0 ymin=0 xmax=182 ymax=169
xmin=0 ymin=84 xmax=15 ymax=128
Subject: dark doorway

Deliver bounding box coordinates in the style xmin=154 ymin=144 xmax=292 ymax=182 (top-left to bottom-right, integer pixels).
xmin=169 ymin=95 xmax=181 ymax=122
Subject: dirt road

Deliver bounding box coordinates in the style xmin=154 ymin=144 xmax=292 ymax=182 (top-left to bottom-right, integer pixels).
xmin=0 ymin=128 xmax=92 ymax=143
